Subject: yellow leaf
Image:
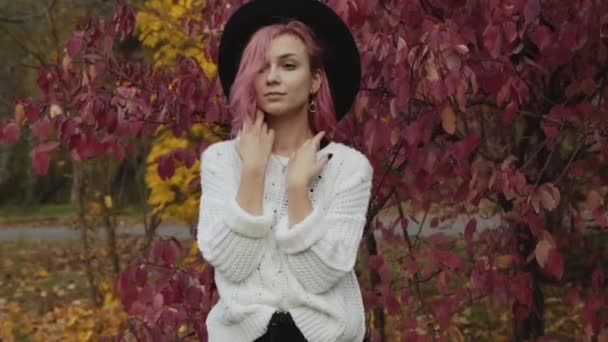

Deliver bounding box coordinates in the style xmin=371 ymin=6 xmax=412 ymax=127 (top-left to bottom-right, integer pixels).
xmin=441 ymin=104 xmax=456 ymax=134
xmin=14 ymin=103 xmax=25 ymax=124
xmin=50 ymin=104 xmax=63 ymax=118
xmin=494 ymin=254 xmax=513 ymax=269
xmin=104 ymin=195 xmax=113 ymax=209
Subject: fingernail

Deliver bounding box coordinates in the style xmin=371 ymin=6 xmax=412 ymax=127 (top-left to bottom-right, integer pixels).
xmin=328 ymin=153 xmax=333 ymax=160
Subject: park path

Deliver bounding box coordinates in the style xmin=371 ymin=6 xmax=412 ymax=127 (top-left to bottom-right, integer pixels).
xmin=0 ymin=213 xmax=503 ymax=241
xmin=0 ymin=222 xmax=192 ymax=241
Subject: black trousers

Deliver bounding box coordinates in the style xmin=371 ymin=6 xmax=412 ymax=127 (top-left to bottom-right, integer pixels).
xmin=253 ymin=311 xmax=308 ymax=342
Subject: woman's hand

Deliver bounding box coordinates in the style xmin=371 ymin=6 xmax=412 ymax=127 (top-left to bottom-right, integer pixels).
xmin=235 ymin=108 xmax=275 ymax=172
xmin=286 ymin=131 xmax=331 ymax=189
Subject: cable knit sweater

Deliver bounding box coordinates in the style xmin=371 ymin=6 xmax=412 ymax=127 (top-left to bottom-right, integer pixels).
xmin=196 ymin=138 xmax=374 ymax=342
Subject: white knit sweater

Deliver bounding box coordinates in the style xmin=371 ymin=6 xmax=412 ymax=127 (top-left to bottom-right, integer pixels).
xmin=196 ymin=138 xmax=373 ymax=342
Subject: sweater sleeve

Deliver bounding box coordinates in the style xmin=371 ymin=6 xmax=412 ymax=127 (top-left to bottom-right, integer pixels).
xmin=274 ymin=154 xmax=374 ymax=293
xmin=196 ymin=143 xmax=274 ymax=283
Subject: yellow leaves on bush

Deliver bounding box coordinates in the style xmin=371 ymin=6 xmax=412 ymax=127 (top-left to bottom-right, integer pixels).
xmin=146 ymin=123 xmax=220 ymax=226
xmin=135 ymin=0 xmax=217 ymax=77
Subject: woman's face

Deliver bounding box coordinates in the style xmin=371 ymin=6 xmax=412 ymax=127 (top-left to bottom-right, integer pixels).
xmin=254 ymin=33 xmax=321 ymax=117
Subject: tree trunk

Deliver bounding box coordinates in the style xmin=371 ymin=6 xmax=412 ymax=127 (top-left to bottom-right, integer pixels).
xmin=76 ymin=164 xmax=100 ymax=307
xmin=24 ymin=134 xmax=38 ymax=206
xmin=513 ymin=224 xmax=545 ymax=341
xmin=101 ymin=202 xmax=120 ymax=276
xmin=0 ymin=145 xmax=10 ymax=185
xmin=70 ymin=161 xmax=81 ymax=204
xmin=365 ymin=230 xmax=385 ymax=340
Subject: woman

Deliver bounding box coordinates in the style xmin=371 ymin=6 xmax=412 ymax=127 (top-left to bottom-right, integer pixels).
xmin=196 ymin=0 xmax=374 ymax=341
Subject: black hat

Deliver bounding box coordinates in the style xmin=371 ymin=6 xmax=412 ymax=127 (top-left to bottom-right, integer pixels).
xmin=218 ymin=0 xmax=361 ymax=121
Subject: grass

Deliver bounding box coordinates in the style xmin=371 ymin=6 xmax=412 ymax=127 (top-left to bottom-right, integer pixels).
xmin=0 ymin=204 xmax=77 ymax=226
xmin=0 ymin=203 xmax=142 ymax=227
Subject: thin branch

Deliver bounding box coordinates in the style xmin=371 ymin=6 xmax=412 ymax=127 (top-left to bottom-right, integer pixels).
xmin=46 ymin=0 xmax=60 ymax=46
xmin=0 ymin=26 xmax=48 ymax=66
xmin=0 ymin=16 xmax=25 ymax=24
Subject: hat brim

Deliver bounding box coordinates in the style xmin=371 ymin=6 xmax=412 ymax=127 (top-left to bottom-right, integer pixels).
xmin=218 ymin=0 xmax=361 ymax=121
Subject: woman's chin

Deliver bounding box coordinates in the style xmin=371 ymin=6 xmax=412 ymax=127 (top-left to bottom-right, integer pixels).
xmin=261 ymin=106 xmax=288 ymax=117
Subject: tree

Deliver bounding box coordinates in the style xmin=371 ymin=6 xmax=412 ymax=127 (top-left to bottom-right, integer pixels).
xmin=2 ymin=0 xmax=607 ymax=340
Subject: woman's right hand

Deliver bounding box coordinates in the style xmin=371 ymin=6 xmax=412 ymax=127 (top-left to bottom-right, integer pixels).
xmin=235 ymin=108 xmax=275 ymax=171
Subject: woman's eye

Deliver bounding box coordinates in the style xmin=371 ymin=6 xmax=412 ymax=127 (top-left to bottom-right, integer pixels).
xmin=284 ymin=64 xmax=296 ymax=69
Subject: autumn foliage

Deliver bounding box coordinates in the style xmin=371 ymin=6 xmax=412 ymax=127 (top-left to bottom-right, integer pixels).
xmin=2 ymin=0 xmax=608 ymax=340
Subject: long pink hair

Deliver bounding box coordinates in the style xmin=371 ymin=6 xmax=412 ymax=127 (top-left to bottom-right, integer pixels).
xmin=228 ymin=20 xmax=336 ymax=138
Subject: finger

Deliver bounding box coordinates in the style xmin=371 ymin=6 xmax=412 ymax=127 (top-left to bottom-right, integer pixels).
xmin=315 ymin=153 xmax=331 ymax=173
xmin=254 ymin=108 xmax=264 ymax=131
xmin=311 ymin=131 xmax=326 ymax=149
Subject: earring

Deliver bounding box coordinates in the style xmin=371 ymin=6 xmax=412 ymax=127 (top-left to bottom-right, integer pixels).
xmin=308 ymin=98 xmax=317 ymax=113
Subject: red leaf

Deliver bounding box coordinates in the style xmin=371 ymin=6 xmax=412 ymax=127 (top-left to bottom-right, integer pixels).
xmin=502 ymin=21 xmax=518 ymax=43
xmin=2 ymin=123 xmax=20 ymax=143
xmin=30 ymin=119 xmax=52 ymax=142
xmin=592 ymin=209 xmax=608 ymax=227
xmin=113 ymin=143 xmax=125 ymax=162
xmin=135 ymin=264 xmax=147 ymax=287
xmin=385 ymin=294 xmax=400 ymax=315
xmin=524 ymin=0 xmax=541 ymax=22
xmin=175 ymin=148 xmax=196 ymax=168
xmin=31 ymin=142 xmax=59 ymax=175
xmin=158 ymin=154 xmax=175 ymax=180
xmin=434 ymin=250 xmax=462 ymax=270
xmin=532 ymin=26 xmax=553 ymax=50
xmin=464 ymin=218 xmax=477 ymax=241
xmin=502 ymin=101 xmax=517 ymax=124
xmin=534 ymin=239 xmax=552 ymax=268
xmin=66 ymin=31 xmax=85 ymax=58
xmin=482 ymin=25 xmax=502 ymax=59
xmin=546 ymin=249 xmax=564 ymax=280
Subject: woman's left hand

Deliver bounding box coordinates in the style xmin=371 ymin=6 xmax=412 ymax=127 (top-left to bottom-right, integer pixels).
xmin=286 ymin=131 xmax=331 ymax=189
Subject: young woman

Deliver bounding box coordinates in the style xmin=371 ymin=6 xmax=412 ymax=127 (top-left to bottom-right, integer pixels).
xmin=196 ymin=0 xmax=374 ymax=341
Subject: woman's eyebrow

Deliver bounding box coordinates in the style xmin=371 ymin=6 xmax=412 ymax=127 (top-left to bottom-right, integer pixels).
xmin=278 ymin=53 xmax=297 ymax=59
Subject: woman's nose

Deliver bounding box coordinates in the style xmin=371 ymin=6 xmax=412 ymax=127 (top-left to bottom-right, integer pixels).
xmin=266 ymin=66 xmax=280 ymax=84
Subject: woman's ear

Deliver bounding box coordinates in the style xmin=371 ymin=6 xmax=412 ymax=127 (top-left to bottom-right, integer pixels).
xmin=311 ymin=69 xmax=322 ymax=95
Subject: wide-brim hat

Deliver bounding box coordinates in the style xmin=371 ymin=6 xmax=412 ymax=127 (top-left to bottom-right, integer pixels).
xmin=218 ymin=0 xmax=361 ymax=121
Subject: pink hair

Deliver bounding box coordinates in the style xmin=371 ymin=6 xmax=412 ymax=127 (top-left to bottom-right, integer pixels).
xmin=228 ymin=20 xmax=336 ymax=138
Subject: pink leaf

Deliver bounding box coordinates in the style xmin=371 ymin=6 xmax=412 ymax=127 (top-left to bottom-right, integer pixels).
xmin=592 ymin=209 xmax=608 ymax=227
xmin=30 ymin=119 xmax=52 ymax=142
xmin=2 ymin=123 xmax=20 ymax=143
xmin=532 ymin=26 xmax=553 ymax=50
xmin=434 ymin=250 xmax=462 ymax=270
xmin=524 ymin=0 xmax=541 ymax=22
xmin=482 ymin=25 xmax=502 ymax=59
xmin=31 ymin=142 xmax=59 ymax=175
xmin=546 ymin=249 xmax=564 ymax=280
xmin=66 ymin=31 xmax=85 ymax=58
xmin=385 ymin=294 xmax=400 ymax=315
xmin=32 ymin=150 xmax=51 ymax=175
xmin=158 ymin=154 xmax=175 ymax=180
xmin=534 ymin=239 xmax=552 ymax=268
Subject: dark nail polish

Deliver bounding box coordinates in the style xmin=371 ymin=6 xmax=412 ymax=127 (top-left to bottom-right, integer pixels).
xmin=328 ymin=153 xmax=333 ymax=160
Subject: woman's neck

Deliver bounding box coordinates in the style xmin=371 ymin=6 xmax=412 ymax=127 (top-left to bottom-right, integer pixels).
xmin=265 ymin=111 xmax=315 ymax=157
